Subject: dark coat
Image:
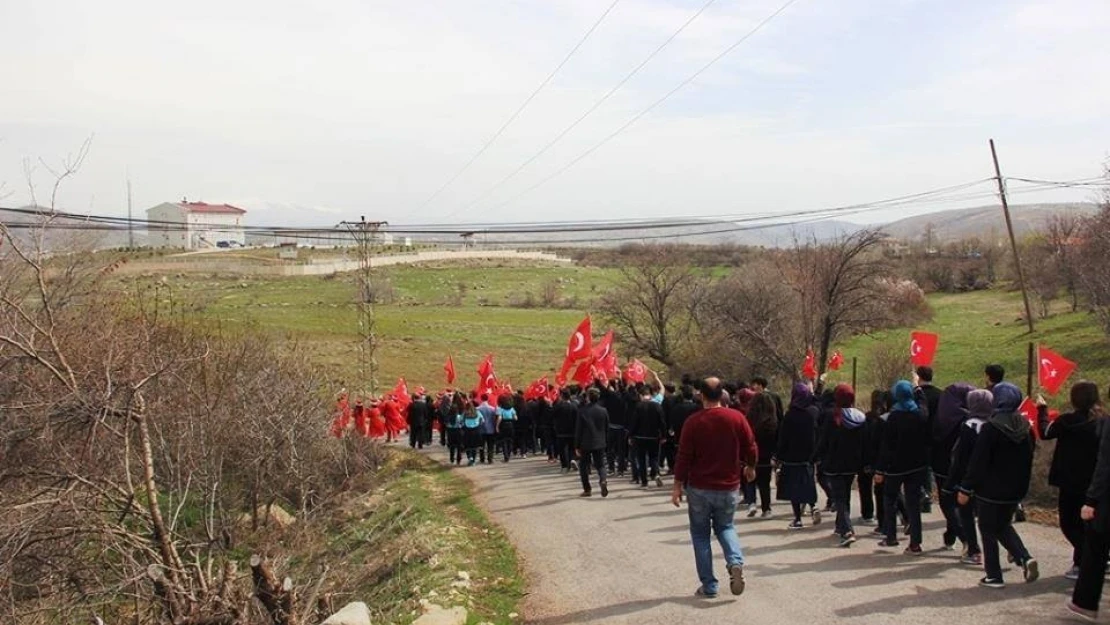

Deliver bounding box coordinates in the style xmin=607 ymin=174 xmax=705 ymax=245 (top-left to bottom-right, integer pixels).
xmin=575 ymin=403 xmax=610 ymax=451
xmin=553 ymin=400 xmax=578 ymax=437
xmin=667 ymin=398 xmax=700 ymax=440
xmin=815 ymin=409 xmax=866 ymax=476
xmin=1085 ymin=415 xmax=1110 ymax=532
xmin=958 ymin=413 xmax=1035 ymax=504
xmin=407 ymin=399 xmax=429 ymax=428
xmin=1042 ymin=408 xmax=1101 ymax=494
xmin=876 ymin=409 xmax=930 ymax=476
xmin=629 ymin=400 xmax=666 ymax=440
xmin=775 ymin=405 xmax=818 ymax=465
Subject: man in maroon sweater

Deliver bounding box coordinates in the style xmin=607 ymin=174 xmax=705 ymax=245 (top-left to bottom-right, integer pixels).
xmin=672 ymin=377 xmax=759 ymax=598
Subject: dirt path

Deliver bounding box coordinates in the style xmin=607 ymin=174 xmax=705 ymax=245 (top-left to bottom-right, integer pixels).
xmin=426 ymin=450 xmax=1086 ymax=625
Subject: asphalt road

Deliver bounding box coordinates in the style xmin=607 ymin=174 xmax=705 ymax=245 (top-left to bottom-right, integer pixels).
xmin=429 ymin=450 xmax=1092 ymax=625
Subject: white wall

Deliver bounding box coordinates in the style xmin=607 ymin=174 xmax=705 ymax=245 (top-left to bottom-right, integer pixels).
xmin=146 ymin=203 xmax=188 ymax=248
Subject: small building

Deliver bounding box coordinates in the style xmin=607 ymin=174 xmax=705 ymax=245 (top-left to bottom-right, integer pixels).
xmin=146 ymin=199 xmax=247 ymax=249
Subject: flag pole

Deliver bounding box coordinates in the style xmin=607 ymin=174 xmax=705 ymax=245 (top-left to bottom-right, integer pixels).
xmin=1026 ymin=342 xmax=1035 ymax=398
xmin=851 ymin=357 xmax=858 ymax=391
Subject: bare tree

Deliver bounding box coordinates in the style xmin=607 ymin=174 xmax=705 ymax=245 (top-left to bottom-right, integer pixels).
xmin=597 ymin=246 xmax=703 ymax=367
xmin=1077 ymin=168 xmax=1110 ymax=333
xmin=786 ymin=229 xmax=916 ymax=380
xmin=1042 ymin=212 xmax=1084 ymax=311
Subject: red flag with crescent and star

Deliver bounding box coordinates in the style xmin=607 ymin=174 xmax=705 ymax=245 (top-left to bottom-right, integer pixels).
xmin=624 ymin=359 xmax=647 ymax=384
xmin=525 ymin=377 xmax=549 ymax=400
xmin=910 ymin=331 xmax=939 ymax=366
xmin=475 ymin=354 xmax=497 ymax=397
xmin=1038 ymin=345 xmax=1077 ymax=396
xmin=565 ymin=316 xmax=593 ymax=363
xmin=592 ymin=330 xmax=614 ymax=362
xmin=1018 ymin=398 xmax=1040 ymax=441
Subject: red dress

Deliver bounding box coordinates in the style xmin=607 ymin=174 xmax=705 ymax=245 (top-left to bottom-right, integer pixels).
xmin=368 ymin=407 xmax=386 ymax=438
xmin=382 ymin=400 xmax=406 ymax=434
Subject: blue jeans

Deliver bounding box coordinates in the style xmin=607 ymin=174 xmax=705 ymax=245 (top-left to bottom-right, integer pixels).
xmin=686 ymin=486 xmax=744 ymax=594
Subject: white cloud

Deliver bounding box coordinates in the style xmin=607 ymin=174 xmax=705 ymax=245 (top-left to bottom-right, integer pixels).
xmin=0 ymin=0 xmax=1105 ymax=228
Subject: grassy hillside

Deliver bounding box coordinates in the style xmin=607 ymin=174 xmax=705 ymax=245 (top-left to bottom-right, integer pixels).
xmin=827 ymin=289 xmax=1110 ymax=405
xmin=128 ymin=261 xmax=617 ymax=392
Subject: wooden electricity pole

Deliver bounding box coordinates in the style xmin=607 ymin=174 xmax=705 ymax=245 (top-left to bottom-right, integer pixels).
xmin=990 ymin=139 xmax=1035 ymax=333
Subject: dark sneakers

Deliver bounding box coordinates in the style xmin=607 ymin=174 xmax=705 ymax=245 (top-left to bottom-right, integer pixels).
xmin=728 ymin=565 xmax=746 ymax=595
xmin=979 ymin=577 xmax=1005 ymax=589
xmin=600 ymin=482 xmax=609 ymax=498
xmin=695 ymin=587 xmax=718 ymax=599
xmin=1023 ymin=558 xmax=1040 ymax=583
xmin=579 ymin=490 xmax=592 ymax=498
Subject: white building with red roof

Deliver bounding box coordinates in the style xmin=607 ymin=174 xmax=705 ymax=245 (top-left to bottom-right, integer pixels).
xmin=146 ymin=199 xmax=247 ymax=249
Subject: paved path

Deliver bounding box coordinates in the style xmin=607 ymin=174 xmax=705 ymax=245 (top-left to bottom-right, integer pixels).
xmin=428 ymin=451 xmax=1089 ymax=625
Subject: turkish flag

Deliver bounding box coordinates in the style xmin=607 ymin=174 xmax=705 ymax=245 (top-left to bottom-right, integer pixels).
xmin=624 ymin=359 xmax=647 ymax=384
xmin=444 ymin=356 xmax=456 ymax=385
xmin=1018 ymin=398 xmax=1040 ymax=440
xmin=525 ymin=377 xmax=549 ymax=400
xmin=572 ymin=359 xmax=596 ymax=387
xmin=802 ymin=348 xmax=818 ymax=380
xmin=1038 ymin=346 xmax=1077 ymax=396
xmin=565 ymin=316 xmax=593 ymax=363
xmin=555 ymin=369 xmax=568 ymax=387
xmin=827 ymin=350 xmax=845 ymax=372
xmin=475 ymin=354 xmax=497 ymax=395
xmin=910 ymin=331 xmax=939 ymax=366
xmin=592 ymin=330 xmax=614 ymax=362
xmin=600 ymin=353 xmax=620 ymax=379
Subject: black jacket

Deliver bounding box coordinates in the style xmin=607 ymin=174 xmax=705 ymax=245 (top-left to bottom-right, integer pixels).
xmin=601 ymin=386 xmax=628 ymax=427
xmin=667 ymin=398 xmax=700 ymax=441
xmin=534 ymin=399 xmax=553 ymax=429
xmin=553 ymin=400 xmax=578 ymax=437
xmin=944 ymin=418 xmax=985 ymax=493
xmin=958 ymin=412 xmax=1035 ymax=504
xmin=1041 ymin=408 xmax=1101 ymax=494
xmin=920 ymin=384 xmax=942 ymax=421
xmin=629 ymin=400 xmax=666 ymax=440
xmin=815 ymin=409 xmax=866 ymax=476
xmin=1085 ymin=416 xmax=1110 ymax=532
xmin=876 ymin=409 xmax=930 ymax=476
xmin=775 ymin=405 xmax=818 ymax=465
xmin=575 ymin=403 xmax=610 ymax=451
xmin=408 ymin=400 xmax=429 ymax=427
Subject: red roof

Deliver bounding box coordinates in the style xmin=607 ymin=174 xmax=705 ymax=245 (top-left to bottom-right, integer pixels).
xmin=179 ymin=201 xmax=246 ymax=215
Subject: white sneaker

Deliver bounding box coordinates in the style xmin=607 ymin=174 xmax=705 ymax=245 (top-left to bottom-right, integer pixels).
xmin=1065 ymin=565 xmax=1080 ymax=581
xmin=746 ymin=504 xmax=758 ymax=518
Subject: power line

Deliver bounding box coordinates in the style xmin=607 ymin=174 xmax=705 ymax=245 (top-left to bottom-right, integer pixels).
xmin=416 ymin=0 xmax=622 ymax=211
xmin=0 ymin=175 xmax=1099 ymax=240
xmin=445 ymin=0 xmax=720 ymax=218
xmin=480 ymin=0 xmax=803 ymax=214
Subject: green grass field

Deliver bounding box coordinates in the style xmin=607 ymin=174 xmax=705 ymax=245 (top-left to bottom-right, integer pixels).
xmin=129 ymin=262 xmax=618 ymax=392
xmin=827 ymin=289 xmax=1110 ymax=406
xmin=131 ymin=262 xmax=1110 ymax=407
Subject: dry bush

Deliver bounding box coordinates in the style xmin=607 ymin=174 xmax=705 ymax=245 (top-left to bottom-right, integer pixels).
xmin=0 ymin=220 xmax=363 ymax=624
xmin=866 ymin=339 xmax=910 ymax=393
xmin=1077 ymin=202 xmax=1110 ymax=333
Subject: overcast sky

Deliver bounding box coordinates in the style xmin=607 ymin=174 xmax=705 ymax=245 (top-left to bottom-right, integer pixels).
xmin=1 ymin=0 xmax=1107 ymax=228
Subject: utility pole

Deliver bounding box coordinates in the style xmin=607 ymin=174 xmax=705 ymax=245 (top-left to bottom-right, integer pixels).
xmin=341 ymin=217 xmax=388 ymax=396
xmin=990 ymin=139 xmax=1035 ymax=333
xmin=126 ymin=174 xmax=134 ymax=248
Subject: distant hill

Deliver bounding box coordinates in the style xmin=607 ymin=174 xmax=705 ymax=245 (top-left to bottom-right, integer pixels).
xmin=874 ymin=202 xmax=1097 ymax=242
xmin=0 ymin=206 xmax=146 ymax=252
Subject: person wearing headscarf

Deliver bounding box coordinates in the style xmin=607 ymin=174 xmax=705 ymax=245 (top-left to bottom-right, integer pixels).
xmin=775 ymin=383 xmax=821 ymax=529
xmin=1040 ymin=381 xmax=1102 ymax=580
xmin=1069 ymin=384 xmax=1110 ymax=620
xmin=933 ymin=383 xmax=975 ymax=551
xmin=814 ymin=384 xmax=867 ymax=546
xmin=945 ymin=389 xmax=993 ymax=566
xmin=874 ymin=380 xmax=929 ymax=554
xmin=956 ymin=382 xmax=1038 ymax=588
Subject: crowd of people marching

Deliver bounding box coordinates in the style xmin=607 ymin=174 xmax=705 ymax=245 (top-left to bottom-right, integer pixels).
xmin=331 ymin=364 xmax=1110 ymax=621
